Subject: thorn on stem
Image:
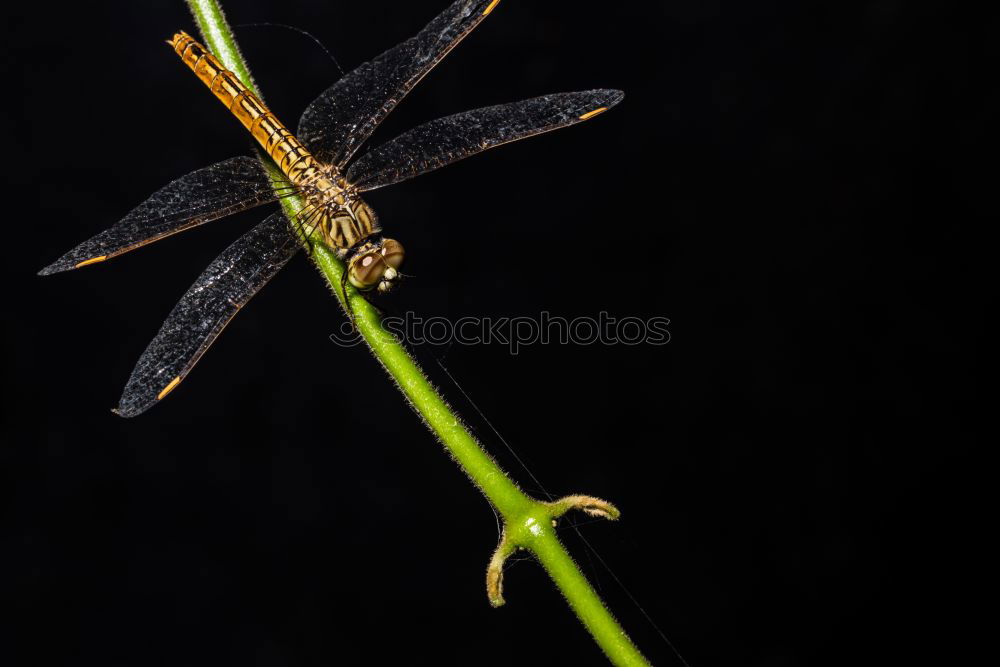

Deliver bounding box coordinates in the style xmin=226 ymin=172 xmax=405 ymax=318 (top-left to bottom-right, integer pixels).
xmin=486 ymin=531 xmax=513 ymax=608
xmin=547 ymin=494 xmax=621 ymax=521
xmin=484 ymin=495 xmax=620 ymax=608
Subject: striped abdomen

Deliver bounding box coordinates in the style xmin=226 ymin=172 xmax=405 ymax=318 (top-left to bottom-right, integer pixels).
xmin=169 ymin=31 xmax=322 ymax=186
xmin=168 ymin=32 xmax=380 ymax=249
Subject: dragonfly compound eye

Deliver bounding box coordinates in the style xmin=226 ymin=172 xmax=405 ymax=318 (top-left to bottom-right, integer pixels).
xmin=379 ymin=239 xmax=405 ymax=271
xmin=376 ymin=239 xmax=405 ymax=292
xmin=348 ymin=251 xmax=388 ymax=290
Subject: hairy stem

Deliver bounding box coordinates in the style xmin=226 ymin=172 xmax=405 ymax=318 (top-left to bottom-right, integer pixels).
xmin=185 ymin=1 xmax=649 ymax=663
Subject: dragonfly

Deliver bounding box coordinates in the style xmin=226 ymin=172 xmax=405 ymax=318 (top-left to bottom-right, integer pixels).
xmin=39 ymin=0 xmax=623 ymax=417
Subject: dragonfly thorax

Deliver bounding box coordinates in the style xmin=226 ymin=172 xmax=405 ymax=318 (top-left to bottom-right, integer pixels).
xmin=299 ymin=169 xmax=400 ymax=290
xmin=301 ymin=173 xmax=381 ymax=251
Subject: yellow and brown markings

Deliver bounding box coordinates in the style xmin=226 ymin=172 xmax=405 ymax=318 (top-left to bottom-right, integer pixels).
xmin=483 ymin=0 xmax=501 ymax=16
xmin=168 ymin=32 xmax=380 ymax=249
xmin=169 ymin=32 xmax=322 ymax=187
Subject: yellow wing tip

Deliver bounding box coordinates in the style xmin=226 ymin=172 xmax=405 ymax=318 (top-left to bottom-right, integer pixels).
xmin=157 ymin=376 xmax=183 ymax=401
xmin=74 ymin=255 xmax=108 ymax=268
xmin=483 ymin=0 xmax=501 ymax=16
xmin=579 ymin=107 xmax=609 ymax=121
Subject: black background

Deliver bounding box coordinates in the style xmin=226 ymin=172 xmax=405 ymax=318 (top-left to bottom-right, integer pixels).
xmin=3 ymin=1 xmax=988 ymax=664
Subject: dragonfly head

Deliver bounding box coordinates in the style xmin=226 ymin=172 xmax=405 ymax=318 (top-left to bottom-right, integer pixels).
xmin=347 ymin=238 xmax=406 ymax=293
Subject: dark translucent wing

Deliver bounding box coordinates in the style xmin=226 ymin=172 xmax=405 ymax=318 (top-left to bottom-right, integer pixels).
xmin=346 ymin=90 xmax=624 ymax=191
xmin=115 ymin=212 xmax=300 ymax=418
xmin=38 ymin=156 xmax=284 ymax=275
xmin=298 ymin=0 xmax=498 ymax=167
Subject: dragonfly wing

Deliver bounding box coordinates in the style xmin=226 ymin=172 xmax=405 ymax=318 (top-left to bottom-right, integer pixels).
xmin=115 ymin=212 xmax=300 ymax=418
xmin=346 ymin=90 xmax=624 ymax=191
xmin=39 ymin=156 xmax=286 ymax=275
xmin=298 ymin=0 xmax=498 ymax=168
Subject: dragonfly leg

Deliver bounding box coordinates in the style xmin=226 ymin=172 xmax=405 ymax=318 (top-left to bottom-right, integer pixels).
xmin=289 ymin=201 xmax=324 ymax=256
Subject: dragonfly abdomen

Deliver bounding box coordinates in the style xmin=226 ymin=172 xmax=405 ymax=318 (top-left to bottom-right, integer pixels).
xmin=169 ymin=32 xmax=321 ymax=186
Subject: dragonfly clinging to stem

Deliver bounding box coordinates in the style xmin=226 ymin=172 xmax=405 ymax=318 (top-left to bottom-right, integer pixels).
xmin=39 ymin=0 xmax=623 ymax=417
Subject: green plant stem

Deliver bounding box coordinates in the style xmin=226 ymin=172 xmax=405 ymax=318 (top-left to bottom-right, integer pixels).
xmin=185 ymin=1 xmax=649 ymax=663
